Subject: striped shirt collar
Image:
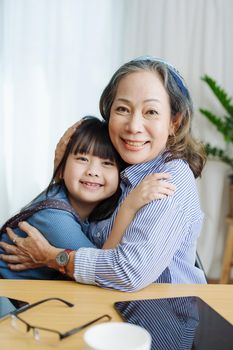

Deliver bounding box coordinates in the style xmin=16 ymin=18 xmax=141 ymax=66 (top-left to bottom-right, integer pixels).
xmin=120 ymin=152 xmax=166 ymax=187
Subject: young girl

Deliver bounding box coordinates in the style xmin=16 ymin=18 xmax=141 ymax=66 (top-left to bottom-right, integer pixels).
xmin=0 ymin=116 xmax=175 ymax=279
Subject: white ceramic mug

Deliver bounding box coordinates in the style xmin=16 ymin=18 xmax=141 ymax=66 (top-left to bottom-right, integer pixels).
xmin=83 ymin=322 xmax=152 ymax=350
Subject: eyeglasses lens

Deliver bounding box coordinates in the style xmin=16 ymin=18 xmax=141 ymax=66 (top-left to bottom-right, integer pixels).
xmin=10 ymin=315 xmax=59 ymax=344
xmin=11 ymin=315 xmax=28 ymax=333
xmin=33 ymin=328 xmax=60 ymax=344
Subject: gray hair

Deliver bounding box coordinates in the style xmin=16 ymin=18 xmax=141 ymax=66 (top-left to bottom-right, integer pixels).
xmin=99 ymin=56 xmax=193 ymax=122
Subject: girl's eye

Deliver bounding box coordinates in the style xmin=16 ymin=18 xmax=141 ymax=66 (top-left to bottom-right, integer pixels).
xmin=102 ymin=160 xmax=115 ymax=167
xmin=76 ymin=156 xmax=88 ymax=162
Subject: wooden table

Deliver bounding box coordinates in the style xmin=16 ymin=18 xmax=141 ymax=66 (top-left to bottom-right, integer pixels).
xmin=1 ymin=280 xmax=233 ymax=349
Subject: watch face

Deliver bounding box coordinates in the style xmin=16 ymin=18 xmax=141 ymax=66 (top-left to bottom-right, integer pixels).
xmin=56 ymin=251 xmax=69 ymax=266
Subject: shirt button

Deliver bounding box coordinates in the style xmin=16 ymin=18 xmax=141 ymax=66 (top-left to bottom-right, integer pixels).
xmin=96 ymin=232 xmax=101 ymax=238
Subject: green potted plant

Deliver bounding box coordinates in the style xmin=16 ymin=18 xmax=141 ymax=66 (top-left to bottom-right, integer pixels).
xmin=199 ymin=74 xmax=233 ymax=217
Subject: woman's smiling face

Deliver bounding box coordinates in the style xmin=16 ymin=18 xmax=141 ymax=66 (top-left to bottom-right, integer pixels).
xmin=109 ymin=70 xmax=173 ymax=164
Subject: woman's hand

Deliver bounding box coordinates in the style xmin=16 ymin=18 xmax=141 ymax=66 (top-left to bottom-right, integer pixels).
xmin=125 ymin=172 xmax=176 ymax=211
xmin=0 ymin=238 xmax=43 ymax=271
xmin=54 ymin=121 xmax=82 ymax=172
xmin=0 ymin=222 xmax=60 ymax=271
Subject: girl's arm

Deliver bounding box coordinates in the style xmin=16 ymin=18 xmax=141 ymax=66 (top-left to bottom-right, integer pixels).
xmin=0 ymin=173 xmax=175 ymax=276
xmin=102 ymin=173 xmax=176 ymax=249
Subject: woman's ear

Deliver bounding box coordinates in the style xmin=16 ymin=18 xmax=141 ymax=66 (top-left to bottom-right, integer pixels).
xmin=169 ymin=113 xmax=182 ymax=135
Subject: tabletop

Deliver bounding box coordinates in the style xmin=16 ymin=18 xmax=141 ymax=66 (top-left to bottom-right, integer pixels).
xmin=0 ymin=280 xmax=233 ymax=349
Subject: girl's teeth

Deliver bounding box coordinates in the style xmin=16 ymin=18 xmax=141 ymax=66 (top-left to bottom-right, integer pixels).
xmin=83 ymin=182 xmax=101 ymax=187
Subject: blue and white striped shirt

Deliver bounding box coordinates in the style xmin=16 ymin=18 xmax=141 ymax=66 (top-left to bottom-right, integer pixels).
xmin=74 ymin=154 xmax=206 ymax=291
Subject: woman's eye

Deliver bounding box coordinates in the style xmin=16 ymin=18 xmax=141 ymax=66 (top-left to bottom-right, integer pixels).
xmin=145 ymin=109 xmax=159 ymax=118
xmin=116 ymin=106 xmax=129 ymax=114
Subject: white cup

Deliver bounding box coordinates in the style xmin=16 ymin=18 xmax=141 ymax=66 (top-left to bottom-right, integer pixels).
xmin=83 ymin=322 xmax=152 ymax=350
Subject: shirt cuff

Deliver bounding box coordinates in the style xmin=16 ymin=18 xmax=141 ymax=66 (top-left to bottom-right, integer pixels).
xmin=73 ymin=248 xmax=100 ymax=285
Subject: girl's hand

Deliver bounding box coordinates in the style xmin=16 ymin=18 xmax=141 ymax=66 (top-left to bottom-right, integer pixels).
xmin=125 ymin=173 xmax=176 ymax=212
xmin=54 ymin=120 xmax=82 ymax=172
xmin=0 ymin=222 xmax=60 ymax=271
xmin=102 ymin=173 xmax=176 ymax=249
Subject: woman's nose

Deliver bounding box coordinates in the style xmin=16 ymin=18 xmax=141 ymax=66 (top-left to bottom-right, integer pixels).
xmin=125 ymin=113 xmax=144 ymax=133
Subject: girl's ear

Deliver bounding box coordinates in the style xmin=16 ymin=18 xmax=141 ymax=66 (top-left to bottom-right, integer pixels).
xmin=169 ymin=113 xmax=182 ymax=135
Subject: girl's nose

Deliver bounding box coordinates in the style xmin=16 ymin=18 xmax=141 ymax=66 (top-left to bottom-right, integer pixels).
xmin=86 ymin=161 xmax=100 ymax=177
xmin=87 ymin=168 xmax=99 ymax=177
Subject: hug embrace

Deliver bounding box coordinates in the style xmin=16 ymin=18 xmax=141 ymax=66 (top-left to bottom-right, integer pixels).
xmin=0 ymin=56 xmax=206 ymax=291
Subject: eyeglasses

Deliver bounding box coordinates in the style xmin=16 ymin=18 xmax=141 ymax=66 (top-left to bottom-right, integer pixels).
xmin=7 ymin=297 xmax=111 ymax=343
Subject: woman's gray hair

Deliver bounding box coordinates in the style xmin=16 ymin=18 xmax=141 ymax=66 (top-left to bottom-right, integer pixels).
xmin=99 ymin=57 xmax=193 ymax=122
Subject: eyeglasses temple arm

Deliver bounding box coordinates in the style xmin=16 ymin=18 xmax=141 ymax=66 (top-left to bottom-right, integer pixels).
xmin=14 ymin=297 xmax=74 ymax=315
xmin=60 ymin=314 xmax=112 ymax=339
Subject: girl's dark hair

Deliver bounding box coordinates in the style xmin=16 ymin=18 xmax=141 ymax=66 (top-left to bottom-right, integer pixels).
xmin=49 ymin=116 xmax=126 ymax=221
xmin=99 ymin=57 xmax=206 ymax=178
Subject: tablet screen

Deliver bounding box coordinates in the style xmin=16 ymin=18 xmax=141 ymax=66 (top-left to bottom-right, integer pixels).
xmin=0 ymin=296 xmax=29 ymax=320
xmin=114 ymin=296 xmax=233 ymax=350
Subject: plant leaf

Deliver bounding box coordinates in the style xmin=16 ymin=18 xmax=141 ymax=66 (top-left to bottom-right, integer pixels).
xmin=205 ymin=143 xmax=233 ymax=169
xmin=199 ymin=108 xmax=233 ymax=142
xmin=201 ymin=75 xmax=233 ymax=116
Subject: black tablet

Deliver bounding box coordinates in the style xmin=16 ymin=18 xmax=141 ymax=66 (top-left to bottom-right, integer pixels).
xmin=114 ymin=296 xmax=233 ymax=350
xmin=0 ymin=296 xmax=29 ymax=320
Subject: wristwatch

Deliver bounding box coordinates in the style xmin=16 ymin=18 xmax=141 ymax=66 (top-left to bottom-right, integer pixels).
xmin=56 ymin=249 xmax=73 ymax=274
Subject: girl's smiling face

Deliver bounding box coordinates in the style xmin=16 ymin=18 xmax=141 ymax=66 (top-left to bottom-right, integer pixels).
xmin=109 ymin=70 xmax=174 ymax=164
xmin=63 ymin=152 xmax=119 ymax=219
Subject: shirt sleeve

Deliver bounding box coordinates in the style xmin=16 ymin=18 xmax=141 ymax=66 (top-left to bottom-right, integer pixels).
xmin=74 ymin=201 xmax=186 ymax=290
xmin=73 ymin=161 xmax=203 ymax=291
